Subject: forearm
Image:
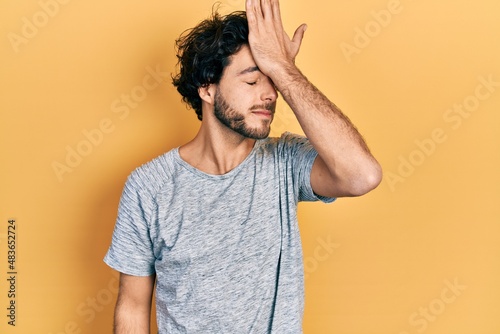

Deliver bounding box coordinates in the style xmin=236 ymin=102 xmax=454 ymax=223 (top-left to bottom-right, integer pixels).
xmin=245 ymin=0 xmax=381 ymax=195
xmin=113 ymin=273 xmax=155 ymax=334
xmin=114 ymin=300 xmax=151 ymax=334
xmin=273 ymin=65 xmax=382 ymax=193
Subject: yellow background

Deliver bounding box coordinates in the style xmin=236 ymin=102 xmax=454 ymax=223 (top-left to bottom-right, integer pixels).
xmin=1 ymin=0 xmax=499 ymax=333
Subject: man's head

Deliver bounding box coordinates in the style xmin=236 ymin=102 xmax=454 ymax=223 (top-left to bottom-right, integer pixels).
xmin=172 ymin=11 xmax=249 ymax=121
xmin=172 ymin=10 xmax=278 ymax=140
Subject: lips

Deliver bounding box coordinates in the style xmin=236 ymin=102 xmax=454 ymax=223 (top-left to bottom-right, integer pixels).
xmin=251 ymin=102 xmax=276 ymax=116
xmin=252 ymin=110 xmax=273 ymax=117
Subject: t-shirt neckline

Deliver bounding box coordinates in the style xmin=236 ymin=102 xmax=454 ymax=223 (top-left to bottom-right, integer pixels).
xmin=172 ymin=139 xmax=264 ymax=180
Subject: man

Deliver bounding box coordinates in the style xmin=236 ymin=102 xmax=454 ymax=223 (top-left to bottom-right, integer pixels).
xmin=104 ymin=0 xmax=382 ymax=332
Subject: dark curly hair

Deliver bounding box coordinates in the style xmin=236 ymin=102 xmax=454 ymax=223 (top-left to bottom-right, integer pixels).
xmin=172 ymin=10 xmax=249 ymax=120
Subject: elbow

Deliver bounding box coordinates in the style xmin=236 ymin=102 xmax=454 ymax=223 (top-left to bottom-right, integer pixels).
xmin=365 ymin=163 xmax=383 ymax=193
xmin=348 ymin=162 xmax=383 ymax=197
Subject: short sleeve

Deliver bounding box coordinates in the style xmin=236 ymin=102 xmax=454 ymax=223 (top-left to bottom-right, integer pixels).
xmin=103 ymin=171 xmax=156 ymax=276
xmin=280 ymin=132 xmax=336 ymax=203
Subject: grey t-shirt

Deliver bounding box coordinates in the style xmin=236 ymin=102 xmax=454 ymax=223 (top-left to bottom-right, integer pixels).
xmin=104 ymin=132 xmax=335 ymax=333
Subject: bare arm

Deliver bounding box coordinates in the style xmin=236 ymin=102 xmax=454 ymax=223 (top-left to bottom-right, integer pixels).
xmin=114 ymin=273 xmax=155 ymax=334
xmin=274 ymin=66 xmax=382 ymax=197
xmin=246 ymin=0 xmax=382 ymax=197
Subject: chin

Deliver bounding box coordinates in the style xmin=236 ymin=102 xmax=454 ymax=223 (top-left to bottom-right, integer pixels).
xmin=246 ymin=126 xmax=271 ymax=140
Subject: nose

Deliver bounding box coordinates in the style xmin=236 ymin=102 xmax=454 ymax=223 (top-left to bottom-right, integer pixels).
xmin=260 ymin=77 xmax=278 ymax=103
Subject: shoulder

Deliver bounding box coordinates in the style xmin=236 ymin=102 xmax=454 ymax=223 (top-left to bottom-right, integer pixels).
xmin=278 ymin=132 xmax=309 ymax=147
xmin=260 ymin=132 xmax=312 ymax=158
xmin=124 ymin=150 xmax=177 ymax=199
xmin=257 ymin=132 xmax=309 ymax=151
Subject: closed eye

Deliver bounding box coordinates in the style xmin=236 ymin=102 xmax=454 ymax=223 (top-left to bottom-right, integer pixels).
xmin=246 ymin=82 xmax=257 ymax=86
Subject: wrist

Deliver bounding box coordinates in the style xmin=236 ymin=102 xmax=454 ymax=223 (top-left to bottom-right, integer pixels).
xmin=270 ymin=63 xmax=306 ymax=96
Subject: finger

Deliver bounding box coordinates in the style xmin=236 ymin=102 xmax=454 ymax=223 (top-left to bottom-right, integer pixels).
xmin=270 ymin=0 xmax=282 ymax=24
xmin=290 ymin=24 xmax=307 ymax=59
xmin=261 ymin=0 xmax=273 ymax=20
xmin=249 ymin=0 xmax=263 ymax=21
xmin=246 ymin=0 xmax=261 ymax=33
xmin=246 ymin=0 xmax=256 ymax=25
xmin=292 ymin=23 xmax=307 ymax=46
xmin=268 ymin=0 xmax=286 ymax=36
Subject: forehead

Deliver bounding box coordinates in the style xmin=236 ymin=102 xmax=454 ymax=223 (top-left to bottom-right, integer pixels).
xmin=224 ymin=45 xmax=260 ymax=77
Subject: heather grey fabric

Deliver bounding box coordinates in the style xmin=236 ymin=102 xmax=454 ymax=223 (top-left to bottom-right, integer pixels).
xmin=104 ymin=132 xmax=335 ymax=333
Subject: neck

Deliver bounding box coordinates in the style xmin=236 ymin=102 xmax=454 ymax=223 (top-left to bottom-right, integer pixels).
xmin=179 ymin=117 xmax=256 ymax=175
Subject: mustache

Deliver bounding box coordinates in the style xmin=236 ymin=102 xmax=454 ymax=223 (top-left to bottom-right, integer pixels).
xmin=250 ymin=102 xmax=276 ymax=112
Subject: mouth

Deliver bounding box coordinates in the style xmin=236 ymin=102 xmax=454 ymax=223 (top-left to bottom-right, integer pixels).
xmin=250 ymin=102 xmax=276 ymax=119
xmin=252 ymin=110 xmax=273 ymax=118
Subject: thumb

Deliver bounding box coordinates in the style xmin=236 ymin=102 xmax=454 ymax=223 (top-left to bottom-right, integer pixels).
xmin=292 ymin=23 xmax=307 ymax=45
xmin=290 ymin=24 xmax=307 ymax=60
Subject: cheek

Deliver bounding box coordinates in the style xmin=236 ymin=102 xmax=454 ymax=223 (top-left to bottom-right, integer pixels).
xmin=218 ymin=82 xmax=255 ymax=111
xmin=228 ymin=94 xmax=253 ymax=111
xmin=229 ymin=100 xmax=248 ymax=113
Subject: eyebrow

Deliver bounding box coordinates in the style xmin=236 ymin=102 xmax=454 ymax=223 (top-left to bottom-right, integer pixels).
xmin=238 ymin=66 xmax=260 ymax=76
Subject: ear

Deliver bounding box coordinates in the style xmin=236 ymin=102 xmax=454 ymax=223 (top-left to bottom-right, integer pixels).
xmin=198 ymin=84 xmax=217 ymax=105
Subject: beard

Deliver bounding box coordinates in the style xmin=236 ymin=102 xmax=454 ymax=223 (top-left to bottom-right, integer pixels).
xmin=213 ymin=89 xmax=275 ymax=140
